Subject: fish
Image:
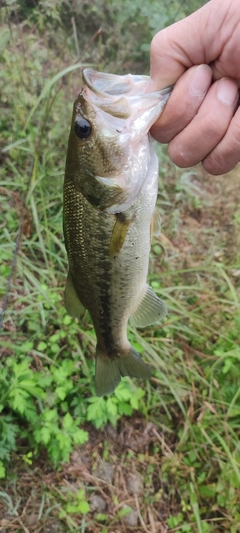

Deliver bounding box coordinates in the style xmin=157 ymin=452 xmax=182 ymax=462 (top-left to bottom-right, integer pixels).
xmin=63 ymin=68 xmax=172 ymax=396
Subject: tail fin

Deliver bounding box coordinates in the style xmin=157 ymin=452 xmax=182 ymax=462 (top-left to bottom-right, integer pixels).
xmin=95 ymin=347 xmax=151 ymax=397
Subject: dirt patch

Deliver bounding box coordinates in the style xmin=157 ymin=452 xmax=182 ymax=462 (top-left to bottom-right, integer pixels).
xmin=157 ymin=165 xmax=240 ymax=269
xmin=0 ymin=418 xmax=177 ymax=532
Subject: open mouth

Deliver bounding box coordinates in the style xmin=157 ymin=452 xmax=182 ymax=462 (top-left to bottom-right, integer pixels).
xmin=82 ymin=69 xmax=173 ymax=103
xmin=82 ymin=69 xmax=151 ymax=97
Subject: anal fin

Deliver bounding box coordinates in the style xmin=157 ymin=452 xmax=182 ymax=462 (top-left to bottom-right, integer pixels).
xmin=131 ymin=284 xmax=167 ymax=328
xmin=64 ymin=272 xmax=86 ymax=319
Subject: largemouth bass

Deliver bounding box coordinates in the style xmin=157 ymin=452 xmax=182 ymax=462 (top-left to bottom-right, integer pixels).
xmin=63 ymin=69 xmax=171 ymax=396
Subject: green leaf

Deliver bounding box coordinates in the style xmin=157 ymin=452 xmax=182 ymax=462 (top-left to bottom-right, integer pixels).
xmin=56 ymin=386 xmax=67 ymax=400
xmin=37 ymin=341 xmax=48 ymax=351
xmin=72 ymin=429 xmax=88 ymax=445
xmin=87 ymin=397 xmax=107 ymax=428
xmin=66 ymin=503 xmax=79 ymax=514
xmin=19 ymin=341 xmax=34 ymax=353
xmin=106 ymin=397 xmax=117 ymax=417
xmin=117 ymin=506 xmax=132 ymax=517
xmin=78 ymin=500 xmax=90 ymax=514
xmin=40 ymin=427 xmax=51 ymax=444
xmin=42 ymin=409 xmax=58 ymax=423
xmin=0 ymin=461 xmax=6 ymax=479
xmin=9 ymin=389 xmax=28 ymax=413
xmin=114 ymin=383 xmax=132 ymax=401
xmin=96 ymin=513 xmax=108 ymax=522
xmin=62 ymin=412 xmax=73 ymax=429
xmin=18 ymin=380 xmax=45 ymax=398
xmin=118 ymin=402 xmax=132 ymax=416
xmin=199 ymin=485 xmax=216 ymax=497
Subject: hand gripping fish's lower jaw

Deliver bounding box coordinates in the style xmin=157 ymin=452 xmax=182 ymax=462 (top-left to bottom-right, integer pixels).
xmin=94 ymin=346 xmax=151 ymax=397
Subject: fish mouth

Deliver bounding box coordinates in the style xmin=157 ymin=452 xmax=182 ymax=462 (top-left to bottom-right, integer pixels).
xmin=82 ymin=68 xmax=172 ymax=98
xmin=82 ymin=69 xmax=173 ymax=122
xmin=82 ymin=69 xmax=151 ymax=97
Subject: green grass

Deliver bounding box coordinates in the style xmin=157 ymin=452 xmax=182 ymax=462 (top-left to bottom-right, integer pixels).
xmin=0 ymin=1 xmax=240 ymax=532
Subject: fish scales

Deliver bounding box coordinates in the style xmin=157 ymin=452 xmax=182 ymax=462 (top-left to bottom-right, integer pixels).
xmin=63 ymin=69 xmax=172 ymax=396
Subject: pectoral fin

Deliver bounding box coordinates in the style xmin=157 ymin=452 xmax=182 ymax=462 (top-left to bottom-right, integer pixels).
xmin=131 ymin=284 xmax=167 ymax=328
xmin=150 ymin=207 xmax=162 ymax=241
xmin=96 ymin=175 xmax=120 ymax=188
xmin=110 ymin=213 xmax=133 ymax=258
xmin=64 ymin=272 xmax=86 ymax=319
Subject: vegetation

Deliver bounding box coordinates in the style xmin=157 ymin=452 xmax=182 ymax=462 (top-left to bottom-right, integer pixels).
xmin=0 ymin=0 xmax=240 ymax=532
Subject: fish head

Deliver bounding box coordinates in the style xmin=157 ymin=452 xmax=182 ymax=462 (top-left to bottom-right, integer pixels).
xmin=65 ymin=69 xmax=172 ymax=210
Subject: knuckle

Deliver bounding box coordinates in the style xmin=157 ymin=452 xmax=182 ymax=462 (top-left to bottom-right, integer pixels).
xmin=203 ymin=116 xmax=240 ymax=175
xmin=205 ymin=116 xmax=223 ymax=138
xmin=168 ymin=139 xmax=193 ymax=168
xmin=150 ymin=28 xmax=168 ymax=55
xmin=203 ymin=142 xmax=239 ymax=176
xmin=230 ymin=119 xmax=240 ymax=146
xmin=202 ymin=156 xmax=223 ymax=175
xmin=202 ymin=145 xmax=224 ymax=174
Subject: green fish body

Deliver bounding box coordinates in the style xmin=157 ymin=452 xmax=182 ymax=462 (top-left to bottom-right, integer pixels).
xmin=63 ymin=69 xmax=171 ymax=396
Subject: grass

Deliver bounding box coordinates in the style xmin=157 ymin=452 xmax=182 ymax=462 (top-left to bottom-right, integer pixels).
xmin=0 ymin=1 xmax=240 ymax=532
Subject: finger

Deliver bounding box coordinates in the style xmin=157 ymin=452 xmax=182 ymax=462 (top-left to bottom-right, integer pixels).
xmin=150 ymin=0 xmax=227 ymax=89
xmin=167 ymin=78 xmax=239 ymax=168
xmin=150 ymin=26 xmax=187 ymax=88
xmin=202 ymin=105 xmax=240 ymax=175
xmin=151 ymin=64 xmax=212 ymax=143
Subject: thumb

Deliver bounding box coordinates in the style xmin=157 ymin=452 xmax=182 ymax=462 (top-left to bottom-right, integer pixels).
xmin=150 ymin=0 xmax=226 ymax=89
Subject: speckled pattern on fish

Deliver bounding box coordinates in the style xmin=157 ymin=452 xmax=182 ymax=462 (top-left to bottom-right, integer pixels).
xmin=63 ymin=69 xmax=172 ymax=396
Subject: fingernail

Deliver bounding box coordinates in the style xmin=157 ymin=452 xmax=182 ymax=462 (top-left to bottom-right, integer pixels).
xmin=217 ymin=78 xmax=238 ymax=106
xmin=189 ymin=65 xmax=211 ymax=97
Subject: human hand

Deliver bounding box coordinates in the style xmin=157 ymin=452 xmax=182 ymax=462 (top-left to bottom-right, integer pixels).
xmin=150 ymin=0 xmax=240 ymax=175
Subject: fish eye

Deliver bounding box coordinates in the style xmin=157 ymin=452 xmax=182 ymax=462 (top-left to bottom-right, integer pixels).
xmin=74 ymin=118 xmax=92 ymax=139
